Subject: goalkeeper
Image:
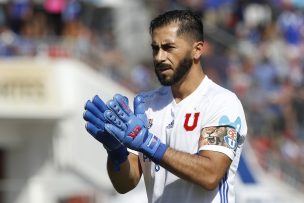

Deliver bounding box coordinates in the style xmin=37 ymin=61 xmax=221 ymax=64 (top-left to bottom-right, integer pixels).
xmin=83 ymin=10 xmax=247 ymax=203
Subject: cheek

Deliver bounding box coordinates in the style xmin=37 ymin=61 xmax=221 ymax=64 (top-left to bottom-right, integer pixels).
xmin=167 ymin=54 xmax=181 ymax=66
xmin=170 ymin=55 xmax=185 ymax=67
xmin=174 ymin=49 xmax=192 ymax=61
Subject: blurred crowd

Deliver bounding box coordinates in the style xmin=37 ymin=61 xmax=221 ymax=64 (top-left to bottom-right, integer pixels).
xmin=0 ymin=0 xmax=84 ymax=55
xmin=0 ymin=0 xmax=118 ymax=60
xmin=0 ymin=0 xmax=304 ymax=190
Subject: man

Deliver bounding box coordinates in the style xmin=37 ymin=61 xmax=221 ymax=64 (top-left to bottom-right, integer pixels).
xmin=83 ymin=10 xmax=247 ymax=203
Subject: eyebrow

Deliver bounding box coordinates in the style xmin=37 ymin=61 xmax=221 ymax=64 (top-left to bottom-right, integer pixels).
xmin=151 ymin=42 xmax=176 ymax=47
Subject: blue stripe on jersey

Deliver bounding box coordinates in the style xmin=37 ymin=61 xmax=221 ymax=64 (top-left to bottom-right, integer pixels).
xmin=219 ymin=180 xmax=223 ymax=203
xmin=219 ymin=173 xmax=228 ymax=203
xmin=225 ymin=176 xmax=229 ymax=203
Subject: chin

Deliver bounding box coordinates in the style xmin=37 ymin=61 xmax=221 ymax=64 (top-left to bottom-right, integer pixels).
xmin=159 ymin=79 xmax=175 ymax=86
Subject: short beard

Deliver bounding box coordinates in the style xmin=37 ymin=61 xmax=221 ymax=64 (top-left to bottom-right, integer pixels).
xmin=155 ymin=56 xmax=193 ymax=86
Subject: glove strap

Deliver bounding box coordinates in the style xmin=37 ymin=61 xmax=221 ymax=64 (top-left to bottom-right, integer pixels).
xmin=142 ymin=133 xmax=167 ymax=164
xmin=150 ymin=143 xmax=167 ymax=164
xmin=107 ymin=145 xmax=129 ymax=171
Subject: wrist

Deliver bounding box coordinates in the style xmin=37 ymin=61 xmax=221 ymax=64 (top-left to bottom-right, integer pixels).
xmin=149 ymin=142 xmax=167 ymax=164
xmin=141 ymin=133 xmax=167 ymax=164
xmin=107 ymin=145 xmax=129 ymax=170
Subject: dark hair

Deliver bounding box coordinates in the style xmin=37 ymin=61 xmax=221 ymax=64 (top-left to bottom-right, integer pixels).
xmin=149 ymin=10 xmax=204 ymax=42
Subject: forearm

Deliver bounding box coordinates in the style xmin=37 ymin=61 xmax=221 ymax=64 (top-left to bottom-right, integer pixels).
xmin=107 ymin=153 xmax=142 ymax=194
xmin=160 ymin=147 xmax=231 ymax=190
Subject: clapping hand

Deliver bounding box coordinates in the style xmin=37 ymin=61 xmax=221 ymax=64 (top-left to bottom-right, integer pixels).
xmin=83 ymin=95 xmax=129 ymax=169
xmin=104 ymin=94 xmax=167 ymax=163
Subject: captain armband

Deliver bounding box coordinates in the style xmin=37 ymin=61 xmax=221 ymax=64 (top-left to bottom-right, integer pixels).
xmin=199 ymin=126 xmax=239 ymax=151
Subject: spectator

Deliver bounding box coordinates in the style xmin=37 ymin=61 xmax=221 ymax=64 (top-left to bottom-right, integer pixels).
xmin=44 ymin=0 xmax=66 ymax=35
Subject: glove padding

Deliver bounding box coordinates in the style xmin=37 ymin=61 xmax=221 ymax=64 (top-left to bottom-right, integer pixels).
xmin=83 ymin=95 xmax=128 ymax=168
xmin=104 ymin=94 xmax=167 ymax=163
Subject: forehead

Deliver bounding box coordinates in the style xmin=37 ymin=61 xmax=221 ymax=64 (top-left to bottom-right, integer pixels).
xmin=151 ymin=22 xmax=181 ymax=44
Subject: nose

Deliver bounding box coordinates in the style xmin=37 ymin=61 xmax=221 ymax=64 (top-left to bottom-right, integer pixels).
xmin=154 ymin=49 xmax=167 ymax=63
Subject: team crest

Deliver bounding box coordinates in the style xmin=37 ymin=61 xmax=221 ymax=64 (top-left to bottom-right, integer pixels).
xmin=224 ymin=128 xmax=237 ymax=150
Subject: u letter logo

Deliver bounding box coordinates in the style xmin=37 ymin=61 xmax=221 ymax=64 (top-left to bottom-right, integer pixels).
xmin=184 ymin=112 xmax=200 ymax=131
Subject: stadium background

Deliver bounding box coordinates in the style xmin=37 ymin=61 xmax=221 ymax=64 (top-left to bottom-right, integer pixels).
xmin=0 ymin=0 xmax=304 ymax=202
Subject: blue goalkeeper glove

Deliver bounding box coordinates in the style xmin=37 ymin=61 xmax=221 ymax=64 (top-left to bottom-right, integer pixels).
xmin=104 ymin=94 xmax=167 ymax=163
xmin=83 ymin=95 xmax=129 ymax=169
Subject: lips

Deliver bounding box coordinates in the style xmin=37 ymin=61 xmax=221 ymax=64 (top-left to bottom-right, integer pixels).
xmin=156 ymin=63 xmax=171 ymax=72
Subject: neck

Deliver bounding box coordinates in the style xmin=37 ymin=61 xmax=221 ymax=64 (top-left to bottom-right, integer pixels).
xmin=171 ymin=64 xmax=205 ymax=103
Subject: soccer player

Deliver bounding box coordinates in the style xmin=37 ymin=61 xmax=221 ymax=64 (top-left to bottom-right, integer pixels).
xmin=84 ymin=10 xmax=247 ymax=203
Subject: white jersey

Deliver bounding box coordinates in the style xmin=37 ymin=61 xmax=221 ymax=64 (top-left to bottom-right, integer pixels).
xmin=135 ymin=76 xmax=247 ymax=203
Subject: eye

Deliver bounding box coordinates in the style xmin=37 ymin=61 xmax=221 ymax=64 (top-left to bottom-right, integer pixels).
xmin=151 ymin=45 xmax=159 ymax=53
xmin=162 ymin=44 xmax=175 ymax=52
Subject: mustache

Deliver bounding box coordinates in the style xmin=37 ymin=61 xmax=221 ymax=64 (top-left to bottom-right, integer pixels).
xmin=155 ymin=63 xmax=171 ymax=70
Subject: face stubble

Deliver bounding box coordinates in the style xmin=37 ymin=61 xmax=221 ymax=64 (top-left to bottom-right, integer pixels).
xmin=155 ymin=54 xmax=193 ymax=86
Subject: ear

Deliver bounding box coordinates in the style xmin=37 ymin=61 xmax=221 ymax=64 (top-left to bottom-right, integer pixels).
xmin=192 ymin=41 xmax=204 ymax=61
